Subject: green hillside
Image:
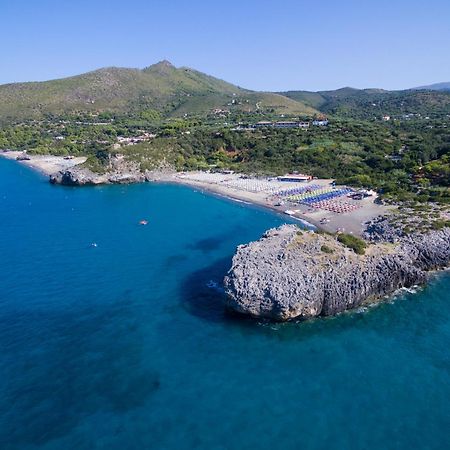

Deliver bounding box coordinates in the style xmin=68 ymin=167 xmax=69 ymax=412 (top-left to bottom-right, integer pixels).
xmin=413 ymin=82 xmax=450 ymax=91
xmin=280 ymin=87 xmax=450 ymax=119
xmin=4 ymin=60 xmax=447 ymax=123
xmin=0 ymin=61 xmax=317 ymax=122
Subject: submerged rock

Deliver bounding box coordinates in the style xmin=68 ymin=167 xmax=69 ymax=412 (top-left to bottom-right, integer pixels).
xmin=224 ymin=225 xmax=450 ymax=321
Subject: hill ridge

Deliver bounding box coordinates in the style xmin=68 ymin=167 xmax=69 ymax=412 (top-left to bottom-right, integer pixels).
xmin=0 ymin=61 xmax=317 ymax=121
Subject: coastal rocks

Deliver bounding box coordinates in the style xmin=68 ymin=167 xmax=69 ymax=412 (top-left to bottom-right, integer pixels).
xmin=50 ymin=156 xmax=153 ymax=186
xmin=49 ymin=166 xmax=153 ymax=186
xmin=363 ymin=215 xmax=405 ymax=242
xmin=224 ymin=224 xmax=450 ymax=321
xmin=16 ymin=153 xmax=31 ymax=161
xmin=50 ymin=167 xmax=109 ymax=185
xmin=49 ymin=154 xmax=175 ymax=186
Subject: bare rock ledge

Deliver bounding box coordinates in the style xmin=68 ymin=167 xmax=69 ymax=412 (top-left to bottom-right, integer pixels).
xmin=224 ymin=225 xmax=450 ymax=321
xmin=49 ymin=166 xmax=146 ymax=186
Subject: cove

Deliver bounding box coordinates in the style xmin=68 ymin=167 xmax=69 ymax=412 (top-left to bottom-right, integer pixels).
xmin=0 ymin=158 xmax=449 ymax=450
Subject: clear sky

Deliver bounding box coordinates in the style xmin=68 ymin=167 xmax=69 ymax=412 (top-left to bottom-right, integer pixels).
xmin=1 ymin=0 xmax=449 ymax=91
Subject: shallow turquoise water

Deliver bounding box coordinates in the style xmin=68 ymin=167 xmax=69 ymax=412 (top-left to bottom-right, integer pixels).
xmin=0 ymin=158 xmax=449 ymax=450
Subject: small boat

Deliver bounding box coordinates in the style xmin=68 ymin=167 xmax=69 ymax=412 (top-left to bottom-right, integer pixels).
xmin=90 ymin=242 xmax=98 ymax=248
xmin=139 ymin=220 xmax=148 ymax=226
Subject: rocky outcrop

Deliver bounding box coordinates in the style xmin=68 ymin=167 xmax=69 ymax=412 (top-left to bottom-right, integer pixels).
xmin=224 ymin=225 xmax=450 ymax=321
xmin=49 ymin=155 xmax=173 ymax=186
xmin=50 ymin=166 xmax=108 ymax=185
xmin=363 ymin=215 xmax=405 ymax=242
xmin=49 ymin=166 xmax=146 ymax=186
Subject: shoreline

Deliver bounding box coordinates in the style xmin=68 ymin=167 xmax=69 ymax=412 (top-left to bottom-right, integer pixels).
xmin=0 ymin=151 xmax=317 ymax=226
xmin=159 ymin=177 xmax=322 ymax=230
xmin=0 ymin=152 xmax=390 ymax=236
xmin=157 ymin=173 xmax=390 ymax=236
xmin=225 ymin=224 xmax=450 ymax=321
xmin=2 ymin=151 xmax=449 ymax=321
xmin=0 ymin=151 xmax=86 ymax=176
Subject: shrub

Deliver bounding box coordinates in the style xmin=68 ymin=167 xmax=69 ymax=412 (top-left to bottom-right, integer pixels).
xmin=337 ymin=233 xmax=367 ymax=255
xmin=431 ymin=220 xmax=450 ymax=230
xmin=321 ymin=245 xmax=334 ymax=254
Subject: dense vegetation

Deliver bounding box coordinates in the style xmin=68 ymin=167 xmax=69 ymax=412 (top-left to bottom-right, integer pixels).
xmin=281 ymin=88 xmax=450 ymax=120
xmin=0 ymin=62 xmax=449 ymax=204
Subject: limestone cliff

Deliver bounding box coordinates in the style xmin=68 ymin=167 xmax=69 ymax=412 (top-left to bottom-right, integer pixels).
xmin=224 ymin=225 xmax=450 ymax=321
xmin=49 ymin=155 xmax=172 ymax=186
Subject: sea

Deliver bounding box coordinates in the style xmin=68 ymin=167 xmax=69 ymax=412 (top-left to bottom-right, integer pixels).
xmin=0 ymin=158 xmax=449 ymax=450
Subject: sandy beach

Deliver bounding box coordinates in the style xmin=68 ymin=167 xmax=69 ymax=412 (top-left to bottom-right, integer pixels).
xmin=0 ymin=151 xmax=86 ymax=176
xmin=0 ymin=152 xmax=390 ymax=235
xmin=161 ymin=172 xmax=391 ymax=236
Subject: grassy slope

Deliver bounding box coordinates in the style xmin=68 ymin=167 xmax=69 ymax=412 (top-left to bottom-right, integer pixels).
xmin=3 ymin=60 xmax=447 ymax=122
xmin=280 ymin=87 xmax=450 ymax=118
xmin=170 ymin=91 xmax=318 ymax=117
xmin=0 ymin=61 xmax=317 ymax=121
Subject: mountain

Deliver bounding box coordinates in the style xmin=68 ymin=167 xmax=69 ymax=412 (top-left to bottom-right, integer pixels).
xmin=280 ymin=86 xmax=450 ymax=119
xmin=0 ymin=61 xmax=317 ymax=122
xmin=412 ymin=82 xmax=450 ymax=92
xmin=2 ymin=61 xmax=448 ymax=123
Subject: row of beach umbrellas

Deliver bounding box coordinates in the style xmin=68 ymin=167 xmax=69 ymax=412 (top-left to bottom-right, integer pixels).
xmin=307 ymin=199 xmax=361 ymax=214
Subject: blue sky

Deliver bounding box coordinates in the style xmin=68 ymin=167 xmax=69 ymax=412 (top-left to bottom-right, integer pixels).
xmin=1 ymin=0 xmax=449 ymax=91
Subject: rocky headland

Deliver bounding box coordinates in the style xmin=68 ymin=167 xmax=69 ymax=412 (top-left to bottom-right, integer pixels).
xmin=49 ymin=155 xmax=173 ymax=186
xmin=224 ymin=221 xmax=450 ymax=321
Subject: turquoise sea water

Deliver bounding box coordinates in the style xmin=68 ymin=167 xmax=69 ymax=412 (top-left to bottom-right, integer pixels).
xmin=0 ymin=158 xmax=449 ymax=450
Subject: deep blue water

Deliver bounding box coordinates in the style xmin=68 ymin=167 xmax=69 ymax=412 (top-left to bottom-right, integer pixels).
xmin=0 ymin=158 xmax=449 ymax=450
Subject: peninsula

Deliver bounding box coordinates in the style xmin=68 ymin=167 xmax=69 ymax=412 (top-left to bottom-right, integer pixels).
xmin=224 ymin=221 xmax=450 ymax=321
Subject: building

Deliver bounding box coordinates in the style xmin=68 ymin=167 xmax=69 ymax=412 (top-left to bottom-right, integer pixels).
xmin=117 ymin=132 xmax=156 ymax=146
xmin=274 ymin=121 xmax=299 ymax=128
xmin=277 ymin=174 xmax=312 ymax=182
xmin=312 ymin=119 xmax=329 ymax=126
xmin=385 ymin=154 xmax=402 ymax=162
xmin=255 ymin=121 xmax=311 ymax=129
xmin=254 ymin=121 xmax=273 ymax=128
xmin=274 ymin=121 xmax=310 ymax=128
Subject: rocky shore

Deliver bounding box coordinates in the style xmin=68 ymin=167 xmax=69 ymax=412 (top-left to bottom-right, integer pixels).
xmin=49 ymin=156 xmax=173 ymax=186
xmin=224 ymin=223 xmax=450 ymax=321
xmin=49 ymin=165 xmax=147 ymax=186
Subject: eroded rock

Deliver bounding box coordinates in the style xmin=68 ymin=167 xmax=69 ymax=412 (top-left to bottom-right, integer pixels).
xmin=224 ymin=225 xmax=450 ymax=321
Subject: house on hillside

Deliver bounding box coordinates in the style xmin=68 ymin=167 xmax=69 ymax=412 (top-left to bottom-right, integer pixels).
xmin=274 ymin=121 xmax=311 ymax=128
xmin=254 ymin=121 xmax=273 ymax=128
xmin=385 ymin=154 xmax=402 ymax=162
xmin=274 ymin=121 xmax=299 ymax=128
xmin=312 ymin=119 xmax=329 ymax=126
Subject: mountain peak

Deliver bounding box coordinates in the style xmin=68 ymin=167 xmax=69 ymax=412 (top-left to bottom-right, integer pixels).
xmin=143 ymin=60 xmax=176 ymax=74
xmin=154 ymin=60 xmax=175 ymax=68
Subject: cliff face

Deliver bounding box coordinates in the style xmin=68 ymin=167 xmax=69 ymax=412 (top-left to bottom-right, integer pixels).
xmin=49 ymin=156 xmax=171 ymax=186
xmin=49 ymin=166 xmax=146 ymax=186
xmin=224 ymin=225 xmax=450 ymax=321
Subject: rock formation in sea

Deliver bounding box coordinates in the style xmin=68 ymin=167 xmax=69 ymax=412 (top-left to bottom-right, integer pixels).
xmin=224 ymin=224 xmax=450 ymax=321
